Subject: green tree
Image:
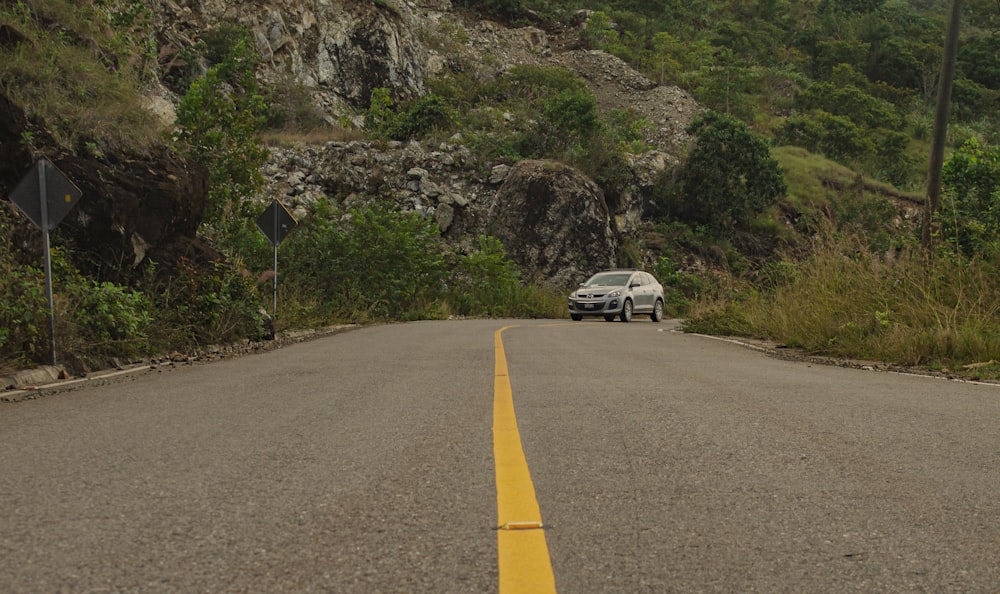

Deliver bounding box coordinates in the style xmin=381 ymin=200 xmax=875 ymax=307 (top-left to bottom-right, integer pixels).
xmin=776 ymin=110 xmax=876 ymax=162
xmin=819 ymin=0 xmax=886 ymax=15
xmin=940 ymin=139 xmax=1000 ymax=257
xmin=650 ymin=32 xmax=685 ymax=84
xmin=675 ymin=112 xmax=787 ymax=234
xmin=810 ymin=40 xmax=869 ymax=78
xmin=392 ymin=94 xmax=456 ymax=140
xmin=451 ymin=0 xmax=522 ymax=19
xmin=688 ymin=49 xmax=758 ymax=121
xmin=172 ymin=25 xmax=269 ymax=230
xmin=540 ymin=87 xmax=599 ymax=147
xmin=580 ymin=11 xmax=620 ymax=51
xmin=794 ymin=80 xmax=901 ymax=129
xmin=447 ymin=235 xmax=522 ymax=317
xmin=365 ymin=87 xmax=397 ymax=139
xmin=959 ymin=34 xmax=1000 ymax=91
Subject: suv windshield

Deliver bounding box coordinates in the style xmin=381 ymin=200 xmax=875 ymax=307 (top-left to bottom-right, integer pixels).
xmin=583 ymin=273 xmax=631 ymax=287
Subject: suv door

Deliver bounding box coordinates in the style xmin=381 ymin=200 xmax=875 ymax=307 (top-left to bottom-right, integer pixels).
xmin=632 ymin=273 xmax=652 ymax=312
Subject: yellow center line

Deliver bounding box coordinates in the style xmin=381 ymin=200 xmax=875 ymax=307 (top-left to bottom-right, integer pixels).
xmin=493 ymin=326 xmax=557 ymax=593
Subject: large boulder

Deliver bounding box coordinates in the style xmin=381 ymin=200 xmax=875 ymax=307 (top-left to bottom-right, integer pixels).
xmin=486 ymin=160 xmax=617 ymax=287
xmin=0 ymin=93 xmax=213 ymax=283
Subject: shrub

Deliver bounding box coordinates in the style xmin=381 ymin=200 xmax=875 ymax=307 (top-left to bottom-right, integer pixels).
xmin=61 ymin=278 xmax=153 ymax=361
xmin=939 ymin=138 xmax=1000 ymax=258
xmin=365 ymin=87 xmax=397 ymax=139
xmin=0 ymin=260 xmax=49 ymax=368
xmin=393 ymin=94 xmax=456 ymax=139
xmin=675 ymin=112 xmax=787 ymax=235
xmin=282 ymin=203 xmax=446 ymax=321
xmin=149 ymin=258 xmax=268 ymax=349
xmin=446 ymin=235 xmax=523 ymax=317
xmin=652 ymin=256 xmax=705 ymax=316
xmin=776 ymin=110 xmax=876 ymax=162
xmin=451 ymin=0 xmax=522 ymax=19
xmin=172 ymin=23 xmax=269 ymax=230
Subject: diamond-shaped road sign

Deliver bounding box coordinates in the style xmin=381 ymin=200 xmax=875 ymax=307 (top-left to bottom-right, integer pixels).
xmin=9 ymin=159 xmax=83 ymax=231
xmin=255 ymin=199 xmax=297 ymax=246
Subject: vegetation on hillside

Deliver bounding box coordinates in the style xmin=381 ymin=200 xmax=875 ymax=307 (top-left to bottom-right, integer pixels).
xmin=3 ymin=0 xmax=1000 ymax=378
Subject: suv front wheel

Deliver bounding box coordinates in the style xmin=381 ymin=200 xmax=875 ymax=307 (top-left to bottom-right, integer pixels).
xmin=619 ymin=299 xmax=633 ymax=322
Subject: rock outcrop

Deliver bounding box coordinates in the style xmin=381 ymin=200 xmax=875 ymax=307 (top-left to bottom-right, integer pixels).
xmin=0 ymin=93 xmax=213 ymax=283
xmin=261 ymin=141 xmax=679 ymax=285
xmin=153 ymin=0 xmax=438 ymax=117
xmin=485 ymin=160 xmax=617 ymax=287
xmin=263 ymin=140 xmax=488 ymax=238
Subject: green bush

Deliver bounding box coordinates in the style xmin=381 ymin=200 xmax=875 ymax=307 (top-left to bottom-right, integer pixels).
xmin=674 ymin=112 xmax=787 ymax=235
xmin=172 ymin=23 xmax=269 ymax=231
xmin=62 ymin=278 xmax=153 ymax=360
xmin=365 ymin=87 xmax=397 ymax=139
xmin=282 ymin=203 xmax=446 ymax=321
xmin=150 ymin=258 xmax=268 ymax=349
xmin=0 ymin=261 xmax=49 ymax=368
xmin=393 ymin=94 xmax=456 ymax=140
xmin=776 ymin=110 xmax=876 ymax=162
xmin=447 ymin=235 xmax=523 ymax=317
xmin=939 ymin=138 xmax=1000 ymax=258
xmin=451 ymin=0 xmax=522 ymax=19
xmin=366 ymin=89 xmax=456 ymax=141
xmin=795 ymin=81 xmax=902 ymax=129
xmin=653 ymin=256 xmax=706 ymax=317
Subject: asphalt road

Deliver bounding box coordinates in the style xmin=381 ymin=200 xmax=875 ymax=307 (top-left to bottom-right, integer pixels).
xmin=1 ymin=319 xmax=998 ymax=593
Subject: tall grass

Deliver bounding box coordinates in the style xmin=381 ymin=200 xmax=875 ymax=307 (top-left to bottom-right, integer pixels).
xmin=686 ymin=238 xmax=1000 ymax=374
xmin=0 ymin=0 xmax=162 ymax=155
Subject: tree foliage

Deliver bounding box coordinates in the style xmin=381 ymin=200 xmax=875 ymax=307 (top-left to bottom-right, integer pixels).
xmin=282 ymin=203 xmax=446 ymax=320
xmin=172 ymin=24 xmax=269 ymax=229
xmin=941 ymin=139 xmax=1000 ymax=258
xmin=673 ymin=112 xmax=787 ymax=235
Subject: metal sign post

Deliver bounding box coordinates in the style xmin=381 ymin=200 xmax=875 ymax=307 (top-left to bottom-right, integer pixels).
xmin=273 ymin=211 xmax=278 ymax=313
xmin=254 ymin=200 xmax=297 ymax=314
xmin=9 ymin=159 xmax=83 ymax=365
xmin=38 ymin=163 xmax=56 ymax=365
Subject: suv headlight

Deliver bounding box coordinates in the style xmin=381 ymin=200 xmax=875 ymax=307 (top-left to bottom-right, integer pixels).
xmin=607 ymin=289 xmax=621 ymax=298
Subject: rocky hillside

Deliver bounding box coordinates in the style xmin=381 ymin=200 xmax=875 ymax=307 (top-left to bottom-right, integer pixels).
xmin=151 ymin=0 xmax=704 ymax=285
xmin=2 ymin=0 xmax=703 ymax=287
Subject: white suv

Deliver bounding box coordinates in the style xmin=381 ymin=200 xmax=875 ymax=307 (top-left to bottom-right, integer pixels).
xmin=568 ymin=269 xmax=665 ymax=322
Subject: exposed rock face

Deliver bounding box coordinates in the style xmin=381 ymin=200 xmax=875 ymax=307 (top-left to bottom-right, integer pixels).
xmin=551 ymin=50 xmax=703 ymax=153
xmin=145 ymin=1 xmax=704 ymax=282
xmin=263 ymin=140 xmax=489 ymax=237
xmin=56 ymin=149 xmax=214 ymax=280
xmin=261 ymin=140 xmax=680 ymax=286
xmin=154 ymin=0 xmax=434 ymax=115
xmin=0 ymin=94 xmax=213 ymax=282
xmin=485 ymin=160 xmax=617 ymax=287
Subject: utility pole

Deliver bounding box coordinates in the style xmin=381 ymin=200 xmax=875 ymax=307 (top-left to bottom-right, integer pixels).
xmin=922 ymin=0 xmax=963 ymax=252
